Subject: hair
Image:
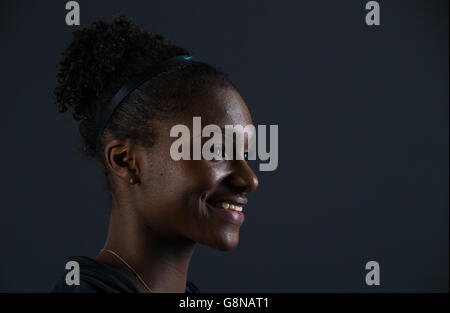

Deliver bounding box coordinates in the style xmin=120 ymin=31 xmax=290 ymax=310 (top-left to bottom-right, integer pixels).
xmin=54 ymin=15 xmax=235 ymax=190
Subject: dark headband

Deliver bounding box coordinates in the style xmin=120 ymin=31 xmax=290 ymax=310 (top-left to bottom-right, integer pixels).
xmin=94 ymin=55 xmax=201 ymax=153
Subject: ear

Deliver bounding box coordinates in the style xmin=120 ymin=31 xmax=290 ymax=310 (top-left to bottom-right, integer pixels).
xmin=104 ymin=139 xmax=140 ymax=184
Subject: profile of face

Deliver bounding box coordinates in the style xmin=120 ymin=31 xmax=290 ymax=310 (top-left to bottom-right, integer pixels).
xmin=108 ymin=86 xmax=259 ymax=251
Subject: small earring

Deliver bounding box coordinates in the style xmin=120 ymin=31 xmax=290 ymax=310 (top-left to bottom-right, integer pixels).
xmin=129 ymin=177 xmax=135 ymax=184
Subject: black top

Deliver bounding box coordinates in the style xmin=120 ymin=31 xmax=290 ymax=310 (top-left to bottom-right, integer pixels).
xmin=52 ymin=256 xmax=200 ymax=293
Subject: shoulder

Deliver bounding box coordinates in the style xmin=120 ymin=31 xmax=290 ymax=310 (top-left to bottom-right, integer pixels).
xmin=51 ymin=256 xmax=139 ymax=293
xmin=185 ymin=281 xmax=201 ymax=293
xmin=51 ymin=256 xmax=202 ymax=293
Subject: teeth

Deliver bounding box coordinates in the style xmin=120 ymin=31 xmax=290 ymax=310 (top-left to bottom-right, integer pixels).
xmin=219 ymin=202 xmax=243 ymax=212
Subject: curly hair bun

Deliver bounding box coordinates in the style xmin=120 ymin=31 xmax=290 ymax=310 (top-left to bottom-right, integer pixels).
xmin=54 ymin=15 xmax=187 ymax=121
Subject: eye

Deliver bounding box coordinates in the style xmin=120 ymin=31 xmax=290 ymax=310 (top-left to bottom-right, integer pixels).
xmin=210 ymin=144 xmax=227 ymax=161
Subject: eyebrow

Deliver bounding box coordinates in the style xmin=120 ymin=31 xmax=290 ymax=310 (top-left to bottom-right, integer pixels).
xmin=222 ymin=125 xmax=256 ymax=137
xmin=193 ymin=125 xmax=255 ymax=139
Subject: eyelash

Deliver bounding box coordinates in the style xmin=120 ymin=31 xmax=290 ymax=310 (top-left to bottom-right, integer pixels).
xmin=209 ymin=145 xmax=249 ymax=162
xmin=210 ymin=144 xmax=227 ymax=161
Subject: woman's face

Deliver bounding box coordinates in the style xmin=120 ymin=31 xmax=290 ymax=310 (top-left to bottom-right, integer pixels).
xmin=132 ymin=86 xmax=259 ymax=251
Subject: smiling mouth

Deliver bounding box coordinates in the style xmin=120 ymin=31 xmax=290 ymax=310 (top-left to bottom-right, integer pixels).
xmin=206 ymin=200 xmax=245 ymax=213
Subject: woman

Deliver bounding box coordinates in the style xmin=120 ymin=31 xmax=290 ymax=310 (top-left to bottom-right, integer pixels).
xmin=52 ymin=15 xmax=259 ymax=293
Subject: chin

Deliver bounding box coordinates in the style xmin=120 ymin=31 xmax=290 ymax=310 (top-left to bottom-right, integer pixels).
xmin=211 ymin=231 xmax=240 ymax=251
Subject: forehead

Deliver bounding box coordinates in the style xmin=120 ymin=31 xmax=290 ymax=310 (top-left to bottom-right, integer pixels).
xmin=171 ymin=86 xmax=253 ymax=127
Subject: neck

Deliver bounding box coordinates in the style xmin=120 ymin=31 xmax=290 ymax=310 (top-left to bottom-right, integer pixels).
xmin=95 ymin=204 xmax=196 ymax=293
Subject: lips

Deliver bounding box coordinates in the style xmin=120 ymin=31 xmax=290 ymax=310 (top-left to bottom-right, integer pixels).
xmin=214 ymin=201 xmax=243 ymax=212
xmin=205 ymin=197 xmax=247 ymax=214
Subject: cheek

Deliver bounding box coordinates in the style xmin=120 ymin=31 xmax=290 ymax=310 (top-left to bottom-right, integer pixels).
xmin=143 ymin=159 xmax=226 ymax=218
xmin=178 ymin=160 xmax=226 ymax=208
xmin=170 ymin=161 xmax=230 ymax=237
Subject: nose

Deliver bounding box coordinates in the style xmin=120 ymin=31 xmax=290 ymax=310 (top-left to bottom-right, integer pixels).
xmin=227 ymin=160 xmax=259 ymax=193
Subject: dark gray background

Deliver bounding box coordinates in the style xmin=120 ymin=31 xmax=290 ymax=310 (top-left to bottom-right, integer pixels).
xmin=0 ymin=0 xmax=448 ymax=292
